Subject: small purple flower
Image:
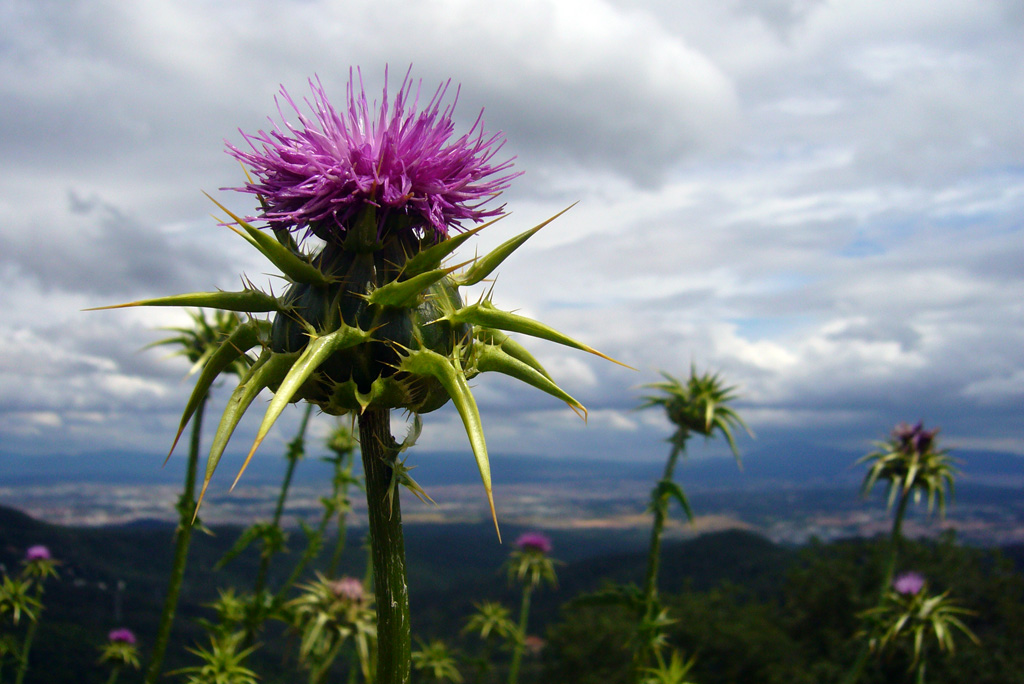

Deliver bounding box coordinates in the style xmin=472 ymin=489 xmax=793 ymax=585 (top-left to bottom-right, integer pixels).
xmin=108 ymin=628 xmax=137 ymax=645
xmin=25 ymin=545 xmax=51 ymax=561
xmin=329 ymin=576 xmax=365 ymax=603
xmin=892 ymin=421 xmax=937 ymax=455
xmin=515 ymin=532 xmax=552 ymax=555
xmin=227 ymin=67 xmax=520 ymax=244
xmin=893 ymin=571 xmax=926 ymax=596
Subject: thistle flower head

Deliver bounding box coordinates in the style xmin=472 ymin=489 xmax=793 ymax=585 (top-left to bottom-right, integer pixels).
xmin=640 ymin=367 xmax=750 ymax=459
xmin=107 ymin=628 xmax=137 ymax=645
xmin=328 ymin=576 xmax=365 ymax=604
xmin=24 ymin=546 xmax=50 ymax=562
xmin=893 ymin=571 xmax=926 ymax=596
xmin=99 ymin=628 xmax=140 ymax=670
xmin=858 ymin=420 xmax=957 ymax=515
xmin=227 ymin=67 xmax=520 ymax=244
xmin=515 ymin=532 xmax=553 ymax=555
xmin=507 ymin=532 xmax=558 ymax=590
xmin=893 ymin=421 xmax=937 ymax=455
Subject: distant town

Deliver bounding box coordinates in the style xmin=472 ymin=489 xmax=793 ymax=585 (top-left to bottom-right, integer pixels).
xmin=3 ymin=476 xmax=1022 ymax=547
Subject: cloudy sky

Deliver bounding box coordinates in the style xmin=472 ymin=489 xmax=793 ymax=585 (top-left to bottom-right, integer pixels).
xmin=2 ymin=0 xmax=1022 ymax=481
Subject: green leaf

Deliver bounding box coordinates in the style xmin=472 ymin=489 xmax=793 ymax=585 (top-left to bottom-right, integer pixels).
xmin=455 ymin=205 xmax=575 ymax=287
xmin=450 ymin=301 xmax=633 ymax=369
xmin=196 ymin=350 xmax=299 ymax=515
xmin=474 ymin=329 xmax=552 ymax=379
xmin=401 ymin=221 xmax=492 ymax=278
xmin=166 ymin=320 xmax=267 ymax=462
xmin=86 ymin=289 xmax=281 ymax=313
xmin=400 ymin=348 xmax=500 ymax=540
xmin=474 ymin=342 xmax=586 ymax=419
xmin=365 ymin=265 xmax=459 ymax=309
xmin=205 ymin=192 xmax=330 ymax=286
xmin=240 ymin=325 xmax=370 ymax=485
xmin=657 ymin=480 xmax=695 ymax=522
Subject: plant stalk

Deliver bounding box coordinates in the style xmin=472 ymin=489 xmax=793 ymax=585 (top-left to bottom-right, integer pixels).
xmin=507 ymin=584 xmax=534 ymax=684
xmin=246 ymin=403 xmax=315 ymax=643
xmin=143 ymin=392 xmax=207 ymax=684
xmin=13 ymin=583 xmax=45 ymax=684
xmin=359 ymin=409 xmax=411 ymax=684
xmin=842 ymin=488 xmax=912 ymax=684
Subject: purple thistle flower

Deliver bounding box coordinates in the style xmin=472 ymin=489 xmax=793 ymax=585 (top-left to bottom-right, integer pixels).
xmin=329 ymin=576 xmax=365 ymax=603
xmin=25 ymin=545 xmax=51 ymax=561
xmin=515 ymin=532 xmax=552 ymax=555
xmin=108 ymin=628 xmax=137 ymax=645
xmin=893 ymin=571 xmax=926 ymax=596
xmin=226 ymin=67 xmax=521 ymax=244
xmin=892 ymin=421 xmax=938 ymax=455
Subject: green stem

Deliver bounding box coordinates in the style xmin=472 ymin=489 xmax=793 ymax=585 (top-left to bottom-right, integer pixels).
xmin=507 ymin=585 xmax=534 ymax=684
xmin=359 ymin=409 xmax=411 ymax=684
xmin=642 ymin=443 xmax=683 ymax=606
xmin=842 ymin=488 xmax=912 ymax=684
xmin=247 ymin=403 xmax=314 ymax=643
xmin=327 ymin=504 xmax=351 ymax=580
xmin=105 ymin=665 xmax=122 ymax=684
xmin=13 ymin=584 xmax=45 ymax=684
xmin=880 ymin=490 xmax=911 ymax=603
xmin=143 ymin=393 xmax=207 ymax=684
xmin=634 ymin=441 xmax=685 ymax=681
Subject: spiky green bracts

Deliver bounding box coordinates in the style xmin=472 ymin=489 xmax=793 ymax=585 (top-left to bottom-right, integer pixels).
xmin=96 ymin=199 xmax=623 ymax=533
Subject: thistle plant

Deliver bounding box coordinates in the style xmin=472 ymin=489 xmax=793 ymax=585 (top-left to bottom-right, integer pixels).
xmin=635 ymin=368 xmax=748 ymax=678
xmin=411 ymin=639 xmax=463 ymax=683
xmin=844 ymin=422 xmax=959 ymax=684
xmin=640 ymin=649 xmax=698 ymax=684
xmin=174 ymin=632 xmax=259 ymax=684
xmin=98 ymin=628 xmax=141 ymax=684
xmin=858 ymin=422 xmax=957 ymax=603
xmin=145 ymin=309 xmax=247 ymax=684
xmin=860 ymin=572 xmax=978 ymax=684
xmin=287 ymin=575 xmax=376 ymax=683
xmin=94 ymin=67 xmax=622 ymax=683
xmin=11 ymin=546 xmax=58 ymax=684
xmin=462 ymin=601 xmax=516 ymax=684
xmin=505 ymin=533 xmax=557 ymax=684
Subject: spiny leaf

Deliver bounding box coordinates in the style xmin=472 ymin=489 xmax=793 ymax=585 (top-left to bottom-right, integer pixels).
xmin=364 ymin=264 xmax=460 ymax=309
xmin=474 ymin=329 xmax=551 ymax=380
xmin=450 ymin=301 xmax=633 ymax=369
xmin=401 ymin=221 xmax=493 ymax=278
xmin=86 ymin=289 xmax=281 ymax=313
xmin=238 ymin=325 xmax=370 ymax=487
xmin=400 ymin=348 xmax=500 ymax=540
xmin=455 ymin=205 xmax=576 ymax=287
xmin=166 ymin=320 xmax=267 ymax=462
xmin=195 ymin=351 xmax=299 ymax=517
xmin=205 ymin=192 xmax=330 ymax=287
xmin=474 ymin=343 xmax=586 ymax=420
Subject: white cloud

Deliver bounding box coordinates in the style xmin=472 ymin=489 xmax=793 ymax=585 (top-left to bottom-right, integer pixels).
xmin=0 ymin=0 xmax=1021 ymax=464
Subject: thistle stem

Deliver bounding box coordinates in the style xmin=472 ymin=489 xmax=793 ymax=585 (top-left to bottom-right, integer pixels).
xmin=642 ymin=443 xmax=684 ymax=606
xmin=842 ymin=488 xmax=912 ymax=684
xmin=507 ymin=584 xmax=534 ymax=684
xmin=635 ymin=441 xmax=685 ymax=680
xmin=13 ymin=583 xmax=45 ymax=684
xmin=359 ymin=409 xmax=411 ymax=684
xmin=143 ymin=393 xmax=207 ymax=684
xmin=246 ymin=403 xmax=314 ymax=643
